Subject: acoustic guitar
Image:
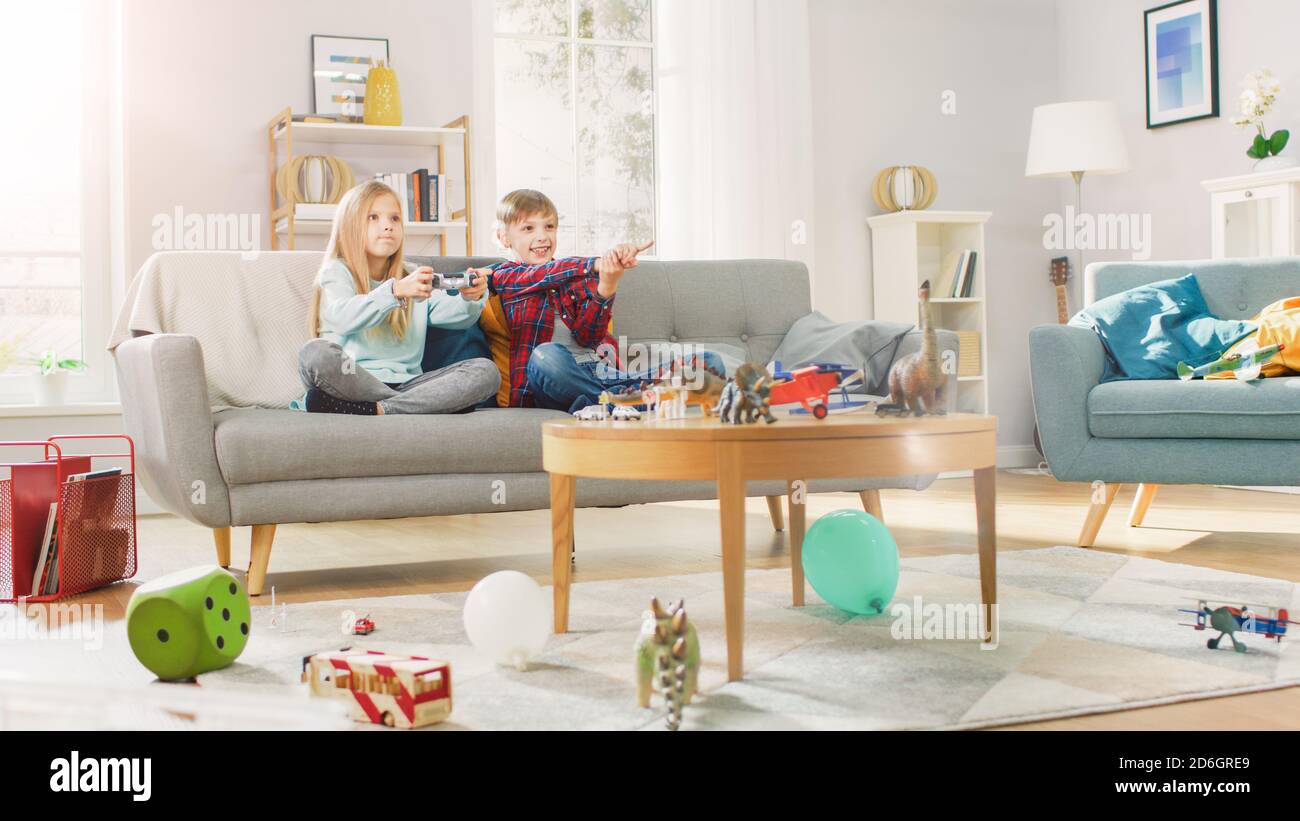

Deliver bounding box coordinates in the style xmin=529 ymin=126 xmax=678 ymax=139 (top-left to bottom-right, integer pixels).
xmin=1033 ymin=257 xmax=1071 ymax=458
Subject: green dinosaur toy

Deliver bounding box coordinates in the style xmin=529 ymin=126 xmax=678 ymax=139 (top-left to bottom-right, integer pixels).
xmin=635 ymin=597 xmax=701 ymax=730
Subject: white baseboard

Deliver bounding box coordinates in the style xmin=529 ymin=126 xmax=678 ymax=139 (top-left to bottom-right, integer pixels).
xmin=997 ymin=445 xmax=1044 ymax=469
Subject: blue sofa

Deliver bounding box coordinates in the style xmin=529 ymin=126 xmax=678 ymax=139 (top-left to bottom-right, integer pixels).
xmin=1029 ymin=257 xmax=1300 ymax=546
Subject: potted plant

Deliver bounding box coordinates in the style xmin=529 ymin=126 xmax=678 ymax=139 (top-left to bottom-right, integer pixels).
xmin=1232 ymin=69 xmax=1294 ymax=171
xmin=26 ymin=349 xmax=87 ymax=405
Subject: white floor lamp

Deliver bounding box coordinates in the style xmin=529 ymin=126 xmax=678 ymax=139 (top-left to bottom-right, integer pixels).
xmin=1025 ymin=100 xmax=1129 ymax=310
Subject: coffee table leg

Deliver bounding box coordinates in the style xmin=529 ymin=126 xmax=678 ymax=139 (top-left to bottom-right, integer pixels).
xmin=716 ymin=444 xmax=746 ymax=681
xmin=974 ymin=466 xmax=998 ymax=645
xmin=550 ymin=473 xmax=576 ymax=634
xmin=787 ymin=479 xmax=806 ymax=607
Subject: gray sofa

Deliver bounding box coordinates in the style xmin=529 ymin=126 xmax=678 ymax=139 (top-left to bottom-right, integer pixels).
xmin=1029 ymin=257 xmax=1300 ymax=547
xmin=114 ymin=252 xmax=957 ymax=593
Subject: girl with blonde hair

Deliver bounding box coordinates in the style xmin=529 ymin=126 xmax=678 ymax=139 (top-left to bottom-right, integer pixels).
xmin=297 ymin=179 xmax=499 ymax=414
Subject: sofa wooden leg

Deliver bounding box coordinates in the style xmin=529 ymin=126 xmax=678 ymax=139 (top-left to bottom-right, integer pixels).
xmin=213 ymin=527 xmax=231 ymax=569
xmin=859 ymin=489 xmax=884 ymax=523
xmin=1078 ymin=483 xmax=1121 ymax=548
xmin=765 ymin=495 xmax=785 ymax=531
xmin=1128 ymin=483 xmax=1159 ymax=527
xmin=247 ymin=524 xmax=277 ymax=596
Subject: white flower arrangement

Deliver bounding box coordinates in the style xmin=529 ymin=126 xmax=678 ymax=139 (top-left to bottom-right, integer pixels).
xmin=1232 ymin=68 xmax=1289 ymax=160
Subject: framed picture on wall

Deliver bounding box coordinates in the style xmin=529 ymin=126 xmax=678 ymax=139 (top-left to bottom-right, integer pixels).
xmin=311 ymin=35 xmax=389 ymax=122
xmin=1144 ymin=0 xmax=1218 ymax=128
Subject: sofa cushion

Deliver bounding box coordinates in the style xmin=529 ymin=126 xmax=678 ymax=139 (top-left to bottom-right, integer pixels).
xmin=1088 ymin=376 xmax=1300 ymax=439
xmin=212 ymin=407 xmax=571 ymax=485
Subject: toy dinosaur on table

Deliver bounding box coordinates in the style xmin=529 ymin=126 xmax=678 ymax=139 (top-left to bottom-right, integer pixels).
xmin=876 ymin=279 xmax=946 ymax=416
xmin=635 ymin=597 xmax=701 ymax=730
xmin=714 ymin=362 xmax=777 ymax=424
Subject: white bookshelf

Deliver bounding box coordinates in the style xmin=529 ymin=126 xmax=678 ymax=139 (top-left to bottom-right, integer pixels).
xmin=866 ymin=210 xmax=991 ymax=414
xmin=266 ymin=109 xmax=474 ymax=254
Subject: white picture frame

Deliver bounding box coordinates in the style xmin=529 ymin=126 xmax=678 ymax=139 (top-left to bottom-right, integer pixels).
xmin=311 ymin=35 xmax=390 ymax=122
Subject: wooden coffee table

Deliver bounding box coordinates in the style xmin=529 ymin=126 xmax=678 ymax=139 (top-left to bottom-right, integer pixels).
xmin=542 ymin=412 xmax=998 ymax=681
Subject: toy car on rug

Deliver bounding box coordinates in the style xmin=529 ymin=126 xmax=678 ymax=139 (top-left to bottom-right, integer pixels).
xmin=350 ymin=614 xmax=375 ymax=635
xmin=302 ymin=649 xmax=452 ymax=728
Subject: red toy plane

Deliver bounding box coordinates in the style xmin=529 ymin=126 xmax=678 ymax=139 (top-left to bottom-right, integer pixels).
xmin=767 ymin=363 xmax=864 ymax=419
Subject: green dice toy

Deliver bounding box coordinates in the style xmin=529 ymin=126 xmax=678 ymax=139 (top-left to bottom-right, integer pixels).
xmin=126 ymin=566 xmax=251 ymax=681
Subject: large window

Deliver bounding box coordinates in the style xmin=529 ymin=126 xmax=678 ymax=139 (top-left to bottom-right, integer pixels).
xmin=493 ymin=0 xmax=655 ymax=254
xmin=0 ymin=1 xmax=114 ymax=403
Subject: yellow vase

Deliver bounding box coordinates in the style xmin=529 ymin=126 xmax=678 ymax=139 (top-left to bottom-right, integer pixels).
xmin=363 ymin=62 xmax=402 ymax=126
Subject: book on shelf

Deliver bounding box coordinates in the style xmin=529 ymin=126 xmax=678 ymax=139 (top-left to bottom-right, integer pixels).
xmin=30 ymin=502 xmax=58 ymax=597
xmin=364 ymin=170 xmax=454 ymax=223
xmin=949 ymin=250 xmax=977 ymax=298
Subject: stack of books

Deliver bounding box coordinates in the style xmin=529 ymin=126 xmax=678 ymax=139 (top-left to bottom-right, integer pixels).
xmin=375 ymin=170 xmax=449 ymax=223
xmin=948 ymin=250 xmax=978 ymax=298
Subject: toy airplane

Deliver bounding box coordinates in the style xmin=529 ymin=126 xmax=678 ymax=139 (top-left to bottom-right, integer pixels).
xmin=1178 ymin=599 xmax=1297 ymax=653
xmin=769 ymin=361 xmax=867 ymax=418
xmin=1177 ymin=342 xmax=1285 ymax=381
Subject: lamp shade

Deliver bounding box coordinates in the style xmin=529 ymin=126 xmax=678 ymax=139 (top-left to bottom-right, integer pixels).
xmin=1025 ymin=100 xmax=1129 ymax=178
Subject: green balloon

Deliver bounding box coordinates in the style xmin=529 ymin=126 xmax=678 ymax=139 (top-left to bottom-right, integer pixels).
xmin=801 ymin=509 xmax=899 ymax=614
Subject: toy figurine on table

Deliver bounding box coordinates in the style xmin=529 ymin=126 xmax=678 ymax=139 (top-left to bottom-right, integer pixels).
xmin=876 ymin=279 xmax=945 ymax=416
xmin=1177 ymin=342 xmax=1285 ymax=381
xmin=714 ymin=362 xmax=777 ymax=424
xmin=1178 ymin=599 xmax=1296 ymax=653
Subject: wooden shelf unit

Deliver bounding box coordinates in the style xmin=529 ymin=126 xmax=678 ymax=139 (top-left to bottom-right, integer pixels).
xmin=266 ymin=108 xmax=474 ymax=254
xmin=867 ymin=210 xmax=991 ymax=414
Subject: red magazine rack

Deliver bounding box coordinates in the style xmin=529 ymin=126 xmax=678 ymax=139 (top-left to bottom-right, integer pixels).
xmin=0 ymin=435 xmax=138 ymax=602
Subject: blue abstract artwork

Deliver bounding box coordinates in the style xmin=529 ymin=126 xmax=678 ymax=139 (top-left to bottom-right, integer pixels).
xmin=1155 ymin=13 xmax=1204 ymax=111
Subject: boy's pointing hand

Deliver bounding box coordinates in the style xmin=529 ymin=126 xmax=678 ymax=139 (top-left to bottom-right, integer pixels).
xmin=613 ymin=239 xmax=654 ymax=268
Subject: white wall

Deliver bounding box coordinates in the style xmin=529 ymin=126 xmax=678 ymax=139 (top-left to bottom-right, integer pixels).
xmin=121 ymin=0 xmax=476 ymax=278
xmin=1056 ymin=0 xmax=1300 ymax=262
xmin=809 ymin=0 xmax=1062 ymax=457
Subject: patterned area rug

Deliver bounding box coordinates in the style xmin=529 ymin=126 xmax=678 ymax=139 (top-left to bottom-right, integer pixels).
xmin=198 ymin=547 xmax=1300 ymax=730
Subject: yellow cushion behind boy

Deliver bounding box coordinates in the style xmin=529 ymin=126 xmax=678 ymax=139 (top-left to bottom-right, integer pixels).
xmin=478 ymin=296 xmax=616 ymax=408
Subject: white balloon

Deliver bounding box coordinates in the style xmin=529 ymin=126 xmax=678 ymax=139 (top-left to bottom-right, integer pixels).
xmin=463 ymin=571 xmax=550 ymax=671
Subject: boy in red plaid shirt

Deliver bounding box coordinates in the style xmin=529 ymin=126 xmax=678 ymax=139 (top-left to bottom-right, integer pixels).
xmin=468 ymin=190 xmax=656 ymax=410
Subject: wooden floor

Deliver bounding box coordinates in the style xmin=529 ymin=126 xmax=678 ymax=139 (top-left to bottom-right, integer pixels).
xmin=17 ymin=471 xmax=1300 ymax=729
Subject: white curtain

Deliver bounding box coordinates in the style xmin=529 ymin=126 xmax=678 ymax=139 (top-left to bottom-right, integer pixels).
xmin=655 ymin=0 xmax=815 ymax=274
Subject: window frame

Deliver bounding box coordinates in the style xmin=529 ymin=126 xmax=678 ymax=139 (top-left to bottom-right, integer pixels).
xmin=491 ymin=0 xmax=660 ymax=258
xmin=0 ymin=0 xmax=118 ymax=406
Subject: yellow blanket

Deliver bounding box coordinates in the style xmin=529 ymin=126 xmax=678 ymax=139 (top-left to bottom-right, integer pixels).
xmin=1207 ymin=296 xmax=1300 ymax=379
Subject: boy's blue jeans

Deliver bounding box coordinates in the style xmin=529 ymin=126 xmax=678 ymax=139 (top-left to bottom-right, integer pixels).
xmin=525 ymin=343 xmax=725 ymax=413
